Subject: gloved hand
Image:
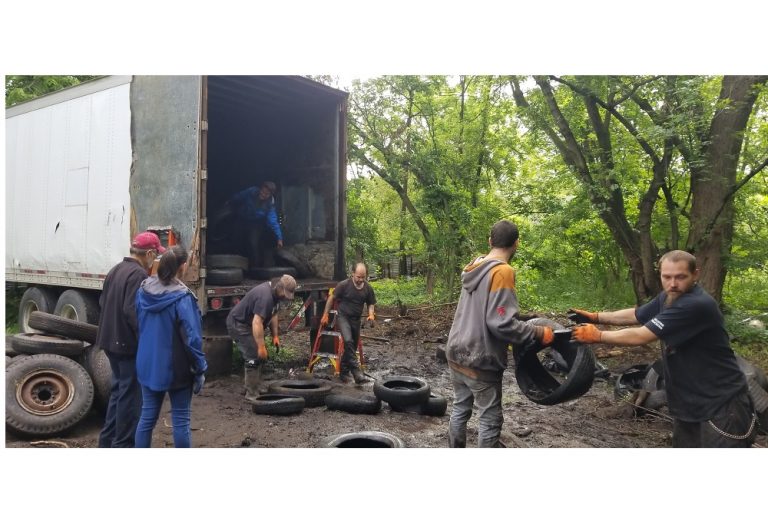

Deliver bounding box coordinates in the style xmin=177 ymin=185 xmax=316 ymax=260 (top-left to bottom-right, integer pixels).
xmin=535 ymin=326 xmax=555 ymax=346
xmin=567 ymin=308 xmax=599 ymax=324
xmin=272 ymin=335 xmax=280 ymax=354
xmin=320 ymin=313 xmax=330 ymax=327
xmin=193 ymin=373 xmax=205 ymax=395
xmin=367 ymin=313 xmax=375 ymax=328
xmin=257 ymin=343 xmax=268 ymax=360
xmin=571 ymin=324 xmax=603 ymax=343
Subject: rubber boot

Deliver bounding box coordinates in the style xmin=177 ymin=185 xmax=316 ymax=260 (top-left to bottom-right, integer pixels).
xmin=352 ymin=368 xmax=371 ymax=384
xmin=244 ymin=365 xmax=262 ymax=402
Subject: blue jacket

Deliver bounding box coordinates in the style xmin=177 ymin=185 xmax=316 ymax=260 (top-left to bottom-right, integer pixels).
xmin=136 ymin=276 xmax=208 ymax=391
xmin=232 ymin=186 xmax=283 ymax=241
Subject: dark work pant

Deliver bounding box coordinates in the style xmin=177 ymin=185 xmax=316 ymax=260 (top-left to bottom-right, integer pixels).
xmin=246 ymin=222 xmax=276 ymax=267
xmin=335 ymin=313 xmax=361 ymax=373
xmin=672 ymin=388 xmax=756 ymax=448
xmin=99 ymin=352 xmax=142 ymax=448
xmin=135 ymin=385 xmax=193 ymax=448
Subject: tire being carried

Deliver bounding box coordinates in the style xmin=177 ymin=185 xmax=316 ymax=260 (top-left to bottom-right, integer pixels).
xmin=6 ymin=353 xmax=94 ymax=438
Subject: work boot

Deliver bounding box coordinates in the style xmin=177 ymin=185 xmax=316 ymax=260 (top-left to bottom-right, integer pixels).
xmin=243 ymin=363 xmax=262 ymax=402
xmin=339 ymin=372 xmax=353 ymax=384
xmin=352 ymin=368 xmax=371 ymax=384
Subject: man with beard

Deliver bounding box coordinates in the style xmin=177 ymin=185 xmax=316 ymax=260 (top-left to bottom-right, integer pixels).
xmin=226 ymin=274 xmax=296 ymax=401
xmin=569 ymin=250 xmax=756 ymax=447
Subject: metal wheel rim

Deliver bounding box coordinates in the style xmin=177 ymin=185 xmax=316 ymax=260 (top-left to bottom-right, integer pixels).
xmin=58 ymin=304 xmax=79 ymax=321
xmin=21 ymin=301 xmax=39 ymax=331
xmin=16 ymin=369 xmax=75 ymax=415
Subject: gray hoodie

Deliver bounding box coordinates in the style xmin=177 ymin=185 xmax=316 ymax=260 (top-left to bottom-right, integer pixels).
xmin=446 ymin=256 xmax=539 ymax=381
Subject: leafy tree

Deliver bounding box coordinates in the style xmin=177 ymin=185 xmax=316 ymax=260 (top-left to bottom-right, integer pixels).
xmin=5 ymin=75 xmax=97 ymax=106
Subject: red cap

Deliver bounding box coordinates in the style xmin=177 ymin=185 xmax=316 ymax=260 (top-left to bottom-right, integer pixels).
xmin=132 ymin=232 xmax=166 ymax=253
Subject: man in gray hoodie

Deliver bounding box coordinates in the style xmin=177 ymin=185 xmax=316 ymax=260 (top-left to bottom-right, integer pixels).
xmin=446 ymin=220 xmax=554 ymax=447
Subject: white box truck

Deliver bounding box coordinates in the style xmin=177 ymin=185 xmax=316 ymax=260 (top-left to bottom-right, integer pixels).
xmin=6 ymin=75 xmax=349 ymax=374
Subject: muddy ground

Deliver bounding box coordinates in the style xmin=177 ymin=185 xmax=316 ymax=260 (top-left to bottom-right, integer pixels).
xmin=5 ymin=304 xmax=767 ymax=448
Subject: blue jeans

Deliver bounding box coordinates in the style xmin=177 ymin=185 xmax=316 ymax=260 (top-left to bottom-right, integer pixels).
xmin=135 ymin=385 xmax=193 ymax=448
xmin=448 ymin=369 xmax=504 ymax=448
xmin=99 ymin=352 xmax=142 ymax=448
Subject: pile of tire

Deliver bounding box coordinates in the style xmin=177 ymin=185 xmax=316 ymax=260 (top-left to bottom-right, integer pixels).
xmin=6 ymin=309 xmax=108 ymax=438
xmin=614 ymin=361 xmax=667 ymax=415
xmin=248 ymin=378 xmax=334 ymax=416
xmin=373 ymin=375 xmax=448 ymax=417
xmin=207 ymin=254 xmax=248 ymax=286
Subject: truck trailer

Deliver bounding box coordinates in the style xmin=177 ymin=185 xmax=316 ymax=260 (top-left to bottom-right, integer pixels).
xmin=5 ymin=75 xmax=349 ymax=374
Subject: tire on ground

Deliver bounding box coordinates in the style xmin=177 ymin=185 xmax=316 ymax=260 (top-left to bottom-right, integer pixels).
xmin=388 ymin=391 xmax=447 ymax=416
xmin=320 ymin=430 xmax=405 ymax=448
xmin=514 ymin=318 xmax=596 ymax=406
xmin=6 ymin=353 xmax=94 ymax=438
xmin=82 ymin=344 xmax=112 ymax=411
xmin=206 ymin=268 xmax=244 ymax=286
xmin=19 ymin=287 xmax=58 ymax=333
xmin=251 ymin=394 xmax=306 ymax=415
xmin=11 ymin=332 xmax=89 ymax=357
xmin=267 ymin=379 xmax=333 ymax=407
xmin=207 ymin=254 xmax=249 ymax=271
xmin=373 ymin=375 xmax=430 ymax=407
xmin=29 ymin=311 xmax=99 ymax=344
xmin=325 ymin=392 xmax=382 ymax=414
xmin=54 ymin=289 xmax=100 ymax=325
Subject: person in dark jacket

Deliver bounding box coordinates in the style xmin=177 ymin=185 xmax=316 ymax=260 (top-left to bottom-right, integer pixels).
xmin=228 ymin=180 xmax=283 ymax=267
xmin=97 ymin=231 xmax=165 ymax=448
xmin=134 ymin=245 xmax=208 ymax=448
xmin=570 ymin=250 xmax=756 ymax=447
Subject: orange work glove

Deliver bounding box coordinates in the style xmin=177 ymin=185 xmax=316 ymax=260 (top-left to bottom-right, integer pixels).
xmin=320 ymin=313 xmax=330 ymax=327
xmin=572 ymin=324 xmax=603 ymax=343
xmin=536 ymin=326 xmax=554 ymax=346
xmin=366 ymin=313 xmax=375 ymax=328
xmin=567 ymin=308 xmax=599 ymax=324
xmin=272 ymin=335 xmax=280 ymax=353
xmin=257 ymin=344 xmax=268 ymax=360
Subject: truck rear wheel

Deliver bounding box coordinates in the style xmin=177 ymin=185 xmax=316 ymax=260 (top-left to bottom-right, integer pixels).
xmin=19 ymin=287 xmax=58 ymax=333
xmin=54 ymin=290 xmax=100 ymax=325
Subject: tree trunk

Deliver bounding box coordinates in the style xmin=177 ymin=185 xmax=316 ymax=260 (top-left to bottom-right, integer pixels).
xmin=686 ymin=76 xmax=767 ymax=302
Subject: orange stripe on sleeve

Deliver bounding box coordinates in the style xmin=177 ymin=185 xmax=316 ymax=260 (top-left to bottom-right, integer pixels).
xmin=489 ymin=265 xmax=516 ymax=292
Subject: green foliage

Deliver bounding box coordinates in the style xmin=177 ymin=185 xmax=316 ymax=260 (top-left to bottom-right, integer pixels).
xmin=5 ymin=75 xmax=97 ymax=107
xmin=370 ymin=277 xmax=451 ymax=306
xmin=6 ymin=288 xmax=22 ymax=333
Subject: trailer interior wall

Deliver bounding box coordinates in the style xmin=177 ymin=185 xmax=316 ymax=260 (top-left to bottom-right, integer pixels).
xmin=205 ymin=76 xmax=348 ymax=279
xmin=5 ymin=76 xmax=133 ymax=287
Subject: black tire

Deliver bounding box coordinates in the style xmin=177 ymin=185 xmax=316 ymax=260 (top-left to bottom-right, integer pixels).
xmin=248 ymin=267 xmax=297 ymax=280
xmin=11 ymin=333 xmax=89 ymax=357
xmin=614 ymin=364 xmax=650 ymax=401
xmin=274 ymin=248 xmax=313 ymax=278
xmin=643 ymin=390 xmax=667 ymax=411
xmin=326 ymin=392 xmax=382 ymax=414
xmin=321 ymin=430 xmax=405 ymax=448
xmin=6 ymin=353 xmax=94 ymax=437
xmin=251 ymin=394 xmax=306 ymax=415
xmin=206 ymin=268 xmax=244 ymax=286
xmin=208 ymin=254 xmax=249 ymax=270
xmin=514 ymin=318 xmax=597 ymax=406
xmin=373 ymin=375 xmax=430 ymax=407
xmin=6 ymin=335 xmax=17 ymax=356
xmin=28 ymin=311 xmax=99 ymax=344
xmin=267 ymin=379 xmax=333 ymax=407
xmin=19 ymin=287 xmax=58 ymax=333
xmin=54 ymin=289 xmax=100 ymax=326
xmin=389 ymin=391 xmax=448 ymax=416
xmin=82 ymin=345 xmax=112 ymax=411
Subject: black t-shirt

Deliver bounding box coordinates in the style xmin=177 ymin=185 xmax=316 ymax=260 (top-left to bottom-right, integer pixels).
xmin=636 ymin=285 xmax=745 ymax=422
xmin=228 ymin=282 xmax=277 ymax=326
xmin=333 ymin=278 xmax=377 ymax=320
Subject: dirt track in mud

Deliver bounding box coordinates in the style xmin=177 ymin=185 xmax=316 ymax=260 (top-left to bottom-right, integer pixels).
xmin=6 ymin=304 xmax=766 ymax=448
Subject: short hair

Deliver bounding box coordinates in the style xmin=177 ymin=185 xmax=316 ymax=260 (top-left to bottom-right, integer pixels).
xmin=659 ymin=250 xmax=697 ymax=273
xmin=157 ymin=245 xmax=188 ymax=285
xmin=490 ymin=220 xmax=519 ymax=249
xmin=353 ymin=262 xmax=368 ymax=275
xmin=274 ymin=274 xmax=297 ymax=293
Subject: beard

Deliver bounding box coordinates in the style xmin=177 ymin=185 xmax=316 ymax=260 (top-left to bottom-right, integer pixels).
xmin=664 ymin=292 xmax=681 ymax=307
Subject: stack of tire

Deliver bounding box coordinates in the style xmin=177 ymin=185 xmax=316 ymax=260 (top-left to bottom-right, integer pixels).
xmin=6 ymin=306 xmax=108 ymax=439
xmin=207 ymin=254 xmax=248 ymax=286
xmin=249 ymin=378 xmax=333 ymax=415
xmin=373 ymin=375 xmax=448 ymax=417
